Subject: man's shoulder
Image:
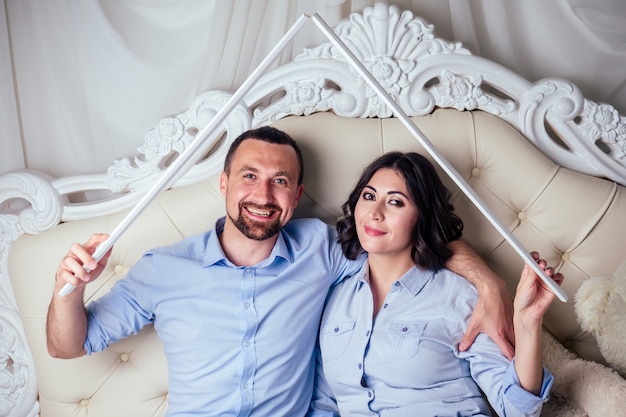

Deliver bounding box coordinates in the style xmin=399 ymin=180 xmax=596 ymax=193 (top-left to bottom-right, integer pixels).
xmin=146 ymin=230 xmax=213 ymax=260
xmin=280 ymin=218 xmax=341 ymax=253
xmin=284 ymin=218 xmax=334 ymax=236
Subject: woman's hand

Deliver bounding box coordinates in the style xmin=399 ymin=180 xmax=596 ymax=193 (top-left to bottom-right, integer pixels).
xmin=514 ymin=252 xmax=564 ymax=326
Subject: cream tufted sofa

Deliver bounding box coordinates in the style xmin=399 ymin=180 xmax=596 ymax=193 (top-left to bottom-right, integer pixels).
xmin=2 ymin=3 xmax=626 ymax=417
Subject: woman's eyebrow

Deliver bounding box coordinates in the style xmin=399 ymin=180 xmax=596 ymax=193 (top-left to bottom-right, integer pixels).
xmin=365 ymin=184 xmax=408 ymax=198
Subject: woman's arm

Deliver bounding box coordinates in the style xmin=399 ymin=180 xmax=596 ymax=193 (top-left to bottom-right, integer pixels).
xmin=445 ymin=239 xmax=515 ymax=359
xmin=513 ymin=253 xmax=563 ymax=394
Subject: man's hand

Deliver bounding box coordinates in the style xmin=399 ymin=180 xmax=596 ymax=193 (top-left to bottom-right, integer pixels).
xmin=55 ymin=233 xmax=111 ymax=291
xmin=446 ymin=239 xmax=515 ymax=359
xmin=459 ymin=278 xmax=515 ymax=360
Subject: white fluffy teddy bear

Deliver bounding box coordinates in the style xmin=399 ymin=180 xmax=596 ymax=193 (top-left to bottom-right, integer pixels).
xmin=575 ymin=259 xmax=626 ymax=377
xmin=534 ymin=259 xmax=626 ymax=417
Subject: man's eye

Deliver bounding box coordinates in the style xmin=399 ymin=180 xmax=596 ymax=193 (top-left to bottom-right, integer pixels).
xmin=274 ymin=178 xmax=288 ymax=185
xmin=244 ymin=173 xmax=256 ymax=179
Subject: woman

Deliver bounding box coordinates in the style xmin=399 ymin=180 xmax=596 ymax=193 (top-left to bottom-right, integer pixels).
xmin=308 ymin=152 xmax=562 ymax=417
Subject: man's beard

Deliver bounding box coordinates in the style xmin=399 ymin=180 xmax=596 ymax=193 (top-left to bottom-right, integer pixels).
xmin=229 ymin=202 xmax=283 ymax=241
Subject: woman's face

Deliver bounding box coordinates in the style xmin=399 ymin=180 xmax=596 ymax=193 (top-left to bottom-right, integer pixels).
xmin=354 ymin=168 xmax=418 ymax=258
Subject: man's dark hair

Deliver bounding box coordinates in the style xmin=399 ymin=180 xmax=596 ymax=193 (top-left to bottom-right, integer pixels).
xmin=337 ymin=151 xmax=463 ymax=270
xmin=224 ymin=126 xmax=304 ymax=185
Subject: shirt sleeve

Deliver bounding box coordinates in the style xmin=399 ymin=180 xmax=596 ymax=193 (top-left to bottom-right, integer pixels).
xmin=462 ymin=334 xmax=553 ymax=417
xmin=501 ymin=360 xmax=553 ymax=415
xmin=307 ymin=346 xmax=341 ymax=417
xmin=84 ymin=254 xmax=157 ymax=354
xmin=325 ymin=223 xmax=364 ymax=286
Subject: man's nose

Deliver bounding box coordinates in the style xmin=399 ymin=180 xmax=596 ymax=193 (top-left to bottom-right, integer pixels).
xmin=253 ymin=180 xmax=273 ymax=202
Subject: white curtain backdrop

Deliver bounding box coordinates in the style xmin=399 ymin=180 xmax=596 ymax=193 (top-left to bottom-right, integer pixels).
xmin=1 ymin=0 xmax=625 ymax=177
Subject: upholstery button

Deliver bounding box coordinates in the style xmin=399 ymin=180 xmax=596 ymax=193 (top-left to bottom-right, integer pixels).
xmin=471 ymin=168 xmax=481 ymax=177
xmin=80 ymin=399 xmax=89 ymax=407
xmin=518 ymin=211 xmax=527 ymax=220
xmin=114 ymin=264 xmax=124 ymax=274
xmin=561 ymin=253 xmax=570 ymax=261
xmin=120 ymin=352 xmax=130 ymax=362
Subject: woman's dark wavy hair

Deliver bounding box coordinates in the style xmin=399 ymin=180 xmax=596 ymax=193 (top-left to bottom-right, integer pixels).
xmin=337 ymin=151 xmax=463 ymax=270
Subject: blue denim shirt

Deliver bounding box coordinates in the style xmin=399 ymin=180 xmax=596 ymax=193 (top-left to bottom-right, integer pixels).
xmin=84 ymin=217 xmax=363 ymax=417
xmin=309 ymin=262 xmax=553 ymax=417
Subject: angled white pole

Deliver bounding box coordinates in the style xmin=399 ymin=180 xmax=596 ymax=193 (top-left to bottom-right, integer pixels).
xmin=59 ymin=14 xmax=310 ymax=296
xmin=308 ymin=13 xmax=568 ymax=302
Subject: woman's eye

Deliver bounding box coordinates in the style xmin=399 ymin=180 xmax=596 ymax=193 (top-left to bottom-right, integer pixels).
xmin=389 ymin=199 xmax=404 ymax=207
xmin=362 ymin=192 xmax=375 ymax=201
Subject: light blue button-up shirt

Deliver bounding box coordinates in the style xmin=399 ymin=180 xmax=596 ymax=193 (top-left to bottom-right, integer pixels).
xmin=309 ymin=262 xmax=553 ymax=417
xmin=84 ymin=217 xmax=362 ymax=417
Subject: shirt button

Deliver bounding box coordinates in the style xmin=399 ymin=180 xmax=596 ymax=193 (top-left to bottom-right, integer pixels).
xmin=402 ymin=326 xmax=408 ymax=332
xmin=243 ymin=383 xmax=248 ymax=389
xmin=365 ymin=330 xmax=370 ymax=336
xmin=357 ymin=363 xmax=362 ymax=369
xmin=394 ymin=282 xmax=400 ymax=286
xmin=244 ymin=302 xmax=250 ymax=308
xmin=244 ymin=341 xmax=251 ymax=347
xmin=383 ymin=303 xmax=388 ymax=309
xmin=367 ymin=391 xmax=372 ymax=398
xmin=334 ymin=327 xmax=339 ymax=333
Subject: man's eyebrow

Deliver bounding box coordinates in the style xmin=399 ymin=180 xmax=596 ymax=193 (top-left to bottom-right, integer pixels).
xmin=275 ymin=171 xmax=293 ymax=179
xmin=237 ymin=166 xmax=293 ymax=179
xmin=238 ymin=165 xmax=258 ymax=174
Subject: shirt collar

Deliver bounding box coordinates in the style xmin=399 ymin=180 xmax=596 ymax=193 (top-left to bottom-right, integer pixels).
xmin=203 ymin=217 xmax=292 ymax=268
xmin=357 ymin=260 xmax=435 ymax=296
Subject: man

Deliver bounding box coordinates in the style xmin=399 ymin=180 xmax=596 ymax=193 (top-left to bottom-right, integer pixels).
xmin=48 ymin=126 xmax=514 ymax=416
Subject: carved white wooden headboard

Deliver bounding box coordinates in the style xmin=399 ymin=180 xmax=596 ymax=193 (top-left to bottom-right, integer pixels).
xmin=1 ymin=3 xmax=625 ymax=416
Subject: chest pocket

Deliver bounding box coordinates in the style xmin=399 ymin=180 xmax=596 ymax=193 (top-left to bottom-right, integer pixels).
xmin=383 ymin=320 xmax=426 ymax=359
xmin=319 ymin=320 xmax=356 ymax=362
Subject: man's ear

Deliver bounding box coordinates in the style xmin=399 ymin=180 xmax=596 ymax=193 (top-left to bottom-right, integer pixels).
xmin=294 ymin=184 xmax=304 ymax=206
xmin=219 ymin=171 xmax=228 ymax=196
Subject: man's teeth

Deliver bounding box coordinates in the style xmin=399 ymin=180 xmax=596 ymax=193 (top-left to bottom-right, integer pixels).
xmin=248 ymin=208 xmax=271 ymax=216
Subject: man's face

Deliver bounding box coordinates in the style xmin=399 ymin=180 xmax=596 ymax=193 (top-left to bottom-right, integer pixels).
xmin=220 ymin=139 xmax=303 ymax=241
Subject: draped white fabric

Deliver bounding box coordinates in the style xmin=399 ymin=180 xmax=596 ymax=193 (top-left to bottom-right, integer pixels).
xmin=1 ymin=0 xmax=625 ymax=177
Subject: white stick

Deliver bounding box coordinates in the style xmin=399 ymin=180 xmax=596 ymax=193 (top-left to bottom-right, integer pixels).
xmin=309 ymin=13 xmax=568 ymax=302
xmin=58 ymin=14 xmax=310 ymax=296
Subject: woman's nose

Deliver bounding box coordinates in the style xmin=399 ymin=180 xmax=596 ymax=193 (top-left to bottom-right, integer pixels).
xmin=369 ymin=201 xmax=383 ymax=220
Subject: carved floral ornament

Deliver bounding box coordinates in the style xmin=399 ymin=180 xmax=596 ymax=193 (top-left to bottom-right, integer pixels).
xmin=99 ymin=2 xmax=625 ymax=193
xmin=580 ymin=101 xmax=626 ymax=159
xmin=0 ymin=319 xmax=29 ymax=416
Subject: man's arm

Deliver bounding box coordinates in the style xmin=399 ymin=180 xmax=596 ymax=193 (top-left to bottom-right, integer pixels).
xmin=46 ymin=234 xmax=111 ymax=358
xmin=445 ymin=239 xmax=515 ymax=360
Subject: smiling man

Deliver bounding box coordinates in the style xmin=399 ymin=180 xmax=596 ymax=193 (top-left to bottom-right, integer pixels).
xmin=47 ymin=126 xmax=514 ymax=417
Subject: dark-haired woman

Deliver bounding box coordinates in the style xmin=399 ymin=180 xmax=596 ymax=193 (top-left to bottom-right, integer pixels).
xmin=308 ymin=152 xmax=561 ymax=417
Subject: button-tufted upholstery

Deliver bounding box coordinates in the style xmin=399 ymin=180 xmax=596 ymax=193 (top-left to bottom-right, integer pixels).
xmin=8 ymin=109 xmax=626 ymax=416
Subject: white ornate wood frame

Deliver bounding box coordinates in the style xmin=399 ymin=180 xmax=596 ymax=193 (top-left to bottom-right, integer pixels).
xmin=1 ymin=3 xmax=625 ymax=416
